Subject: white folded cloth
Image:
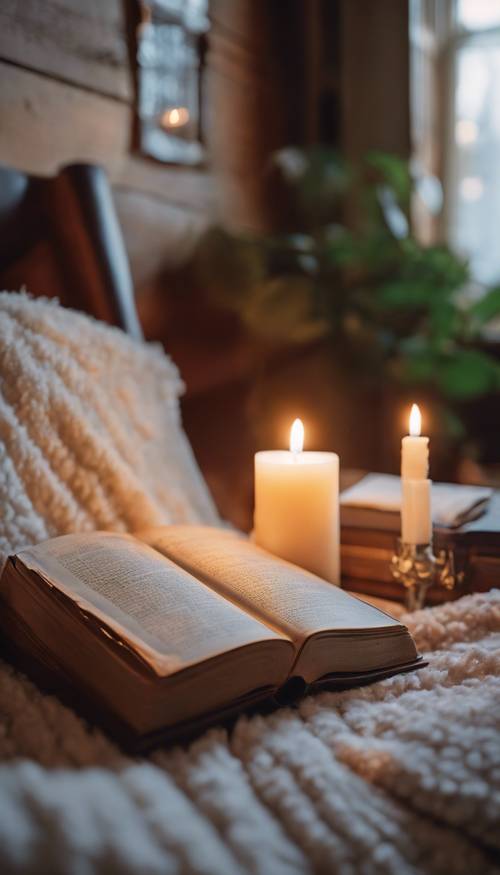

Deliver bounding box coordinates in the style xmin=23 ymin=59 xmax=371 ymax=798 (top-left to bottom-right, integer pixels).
xmin=341 ymin=473 xmax=492 ymax=528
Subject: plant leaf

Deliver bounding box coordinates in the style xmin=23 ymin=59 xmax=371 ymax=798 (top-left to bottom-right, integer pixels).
xmin=429 ymin=300 xmax=461 ymax=342
xmin=470 ymin=286 xmax=500 ymax=326
xmin=365 ymin=152 xmax=412 ymax=205
xmin=377 ymin=280 xmax=433 ymax=309
xmin=242 ymin=276 xmax=330 ymax=344
xmin=437 ymin=350 xmax=500 ymax=399
xmin=399 ymin=352 xmax=438 ymax=383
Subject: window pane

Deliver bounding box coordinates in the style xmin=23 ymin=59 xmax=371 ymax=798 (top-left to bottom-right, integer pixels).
xmin=457 ymin=0 xmax=500 ymax=31
xmin=448 ymin=40 xmax=500 ymax=283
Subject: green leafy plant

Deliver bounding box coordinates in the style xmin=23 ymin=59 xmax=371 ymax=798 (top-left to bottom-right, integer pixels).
xmin=192 ymin=147 xmax=500 ymax=442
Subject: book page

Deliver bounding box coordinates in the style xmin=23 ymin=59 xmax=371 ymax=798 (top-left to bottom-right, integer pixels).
xmin=139 ymin=526 xmax=401 ymax=646
xmin=18 ymin=532 xmax=286 ymax=677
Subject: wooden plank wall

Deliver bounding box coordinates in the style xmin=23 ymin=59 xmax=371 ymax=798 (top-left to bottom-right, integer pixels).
xmin=0 ymin=0 xmax=216 ymax=295
xmin=0 ymin=0 xmax=418 ymax=523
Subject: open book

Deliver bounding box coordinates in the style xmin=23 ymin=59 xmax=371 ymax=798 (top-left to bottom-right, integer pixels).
xmin=0 ymin=526 xmax=422 ymax=749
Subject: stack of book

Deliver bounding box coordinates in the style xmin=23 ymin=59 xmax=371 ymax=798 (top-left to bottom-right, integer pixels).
xmin=340 ymin=473 xmax=500 ymax=603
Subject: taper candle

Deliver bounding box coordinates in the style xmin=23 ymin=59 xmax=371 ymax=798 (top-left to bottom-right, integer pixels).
xmin=401 ymin=404 xmax=432 ymax=545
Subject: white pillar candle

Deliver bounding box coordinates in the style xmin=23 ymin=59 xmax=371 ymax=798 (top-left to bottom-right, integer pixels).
xmin=254 ymin=419 xmax=340 ymax=583
xmin=401 ymin=404 xmax=432 ymax=544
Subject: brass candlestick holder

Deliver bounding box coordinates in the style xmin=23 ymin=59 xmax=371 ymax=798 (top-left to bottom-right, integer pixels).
xmin=390 ymin=540 xmax=461 ymax=611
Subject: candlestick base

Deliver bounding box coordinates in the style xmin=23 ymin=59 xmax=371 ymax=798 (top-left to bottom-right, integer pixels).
xmin=390 ymin=541 xmax=460 ymax=611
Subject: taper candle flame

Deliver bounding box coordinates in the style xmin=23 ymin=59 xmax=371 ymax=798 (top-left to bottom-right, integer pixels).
xmin=290 ymin=418 xmax=304 ymax=454
xmin=409 ymin=404 xmax=422 ymax=437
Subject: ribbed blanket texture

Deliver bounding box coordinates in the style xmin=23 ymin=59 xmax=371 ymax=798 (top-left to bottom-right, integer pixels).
xmin=0 ymin=293 xmax=498 ymax=874
xmin=0 ymin=591 xmax=498 ymax=875
xmin=0 ymin=291 xmax=219 ymax=569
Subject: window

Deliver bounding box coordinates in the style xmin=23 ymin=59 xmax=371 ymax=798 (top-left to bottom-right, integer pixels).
xmin=447 ymin=0 xmax=500 ymax=284
xmin=411 ymin=0 xmax=500 ymax=285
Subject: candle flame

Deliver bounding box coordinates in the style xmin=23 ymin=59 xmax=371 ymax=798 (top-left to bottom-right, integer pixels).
xmin=161 ymin=106 xmax=190 ymax=129
xmin=409 ymin=403 xmax=422 ymax=437
xmin=290 ymin=418 xmax=304 ymax=453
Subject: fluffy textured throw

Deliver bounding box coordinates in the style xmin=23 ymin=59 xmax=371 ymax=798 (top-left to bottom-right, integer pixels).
xmin=0 ymin=293 xmax=499 ymax=874
xmin=0 ymin=591 xmax=498 ymax=874
xmin=0 ymin=291 xmax=219 ymax=568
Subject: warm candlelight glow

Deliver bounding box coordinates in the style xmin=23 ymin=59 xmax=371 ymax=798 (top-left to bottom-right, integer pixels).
xmin=161 ymin=107 xmax=190 ymax=129
xmin=290 ymin=418 xmax=304 ymax=454
xmin=409 ymin=404 xmax=422 ymax=437
xmin=255 ymin=415 xmax=340 ymax=582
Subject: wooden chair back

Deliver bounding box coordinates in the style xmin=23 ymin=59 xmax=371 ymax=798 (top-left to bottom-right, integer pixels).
xmin=0 ymin=162 xmax=142 ymax=339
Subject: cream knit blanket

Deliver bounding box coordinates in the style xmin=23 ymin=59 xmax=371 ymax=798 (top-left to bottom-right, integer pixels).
xmin=0 ymin=591 xmax=498 ymax=874
xmin=0 ymin=292 xmax=219 ymax=568
xmin=0 ymin=294 xmax=499 ymax=873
